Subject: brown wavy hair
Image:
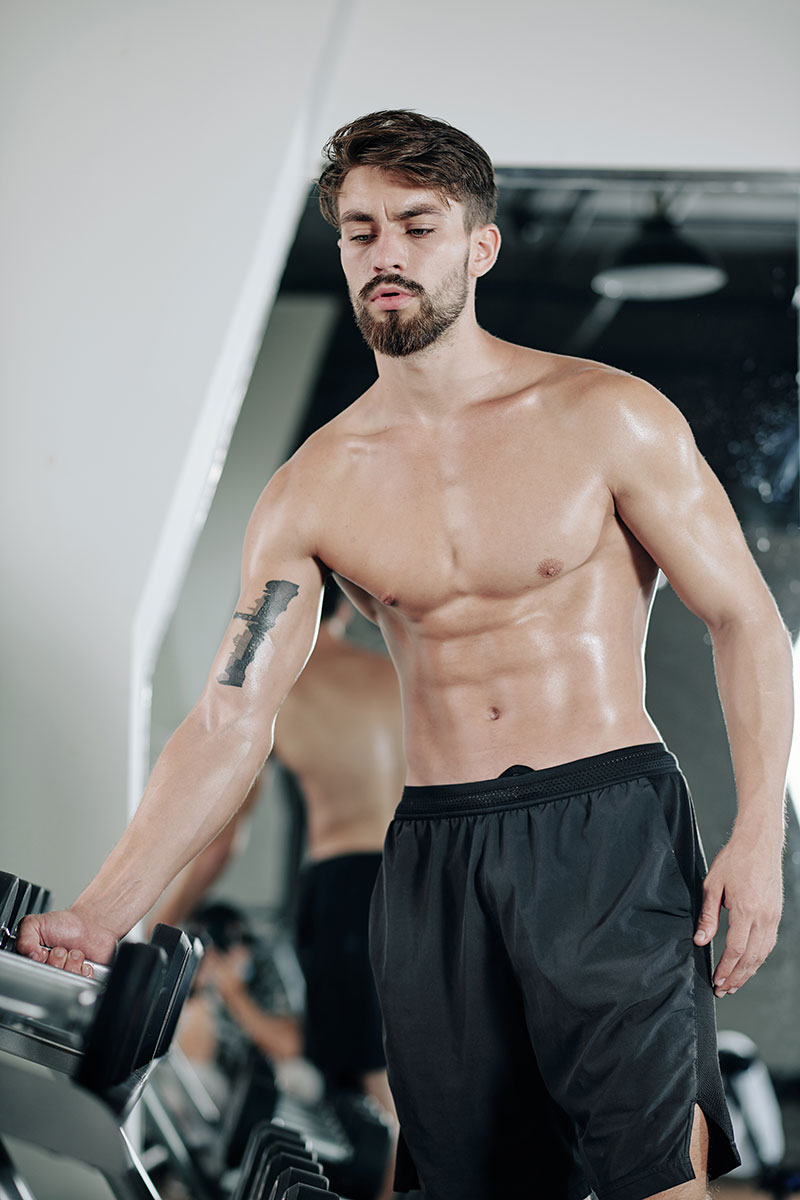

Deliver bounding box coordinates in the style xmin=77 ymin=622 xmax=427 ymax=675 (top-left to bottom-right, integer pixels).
xmin=317 ymin=109 xmax=497 ymax=231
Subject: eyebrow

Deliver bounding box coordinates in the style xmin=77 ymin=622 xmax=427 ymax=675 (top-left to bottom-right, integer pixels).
xmin=339 ymin=204 xmax=447 ymax=226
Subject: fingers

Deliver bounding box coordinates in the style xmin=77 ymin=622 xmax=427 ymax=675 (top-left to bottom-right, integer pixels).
xmin=15 ymin=910 xmax=111 ymax=973
xmin=44 ymin=946 xmax=94 ymax=977
xmin=693 ymin=876 xmax=722 ymax=948
xmin=15 ymin=914 xmax=48 ymax=961
xmin=712 ymin=914 xmax=779 ymax=998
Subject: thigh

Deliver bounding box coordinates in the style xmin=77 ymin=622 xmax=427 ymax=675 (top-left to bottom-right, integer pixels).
xmin=495 ymin=777 xmax=734 ymax=1200
xmin=370 ymin=816 xmax=590 ymax=1200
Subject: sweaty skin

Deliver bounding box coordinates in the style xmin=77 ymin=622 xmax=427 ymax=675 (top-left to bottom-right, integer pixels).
xmin=154 ymin=607 xmax=404 ymax=921
xmin=19 ymin=166 xmax=792 ymax=1035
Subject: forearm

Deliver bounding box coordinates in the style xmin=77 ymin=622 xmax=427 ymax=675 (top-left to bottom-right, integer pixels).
xmin=74 ymin=710 xmax=272 ymax=938
xmin=152 ymin=821 xmax=241 ymax=931
xmin=710 ymin=609 xmax=793 ymax=845
xmin=219 ymin=985 xmax=303 ymax=1060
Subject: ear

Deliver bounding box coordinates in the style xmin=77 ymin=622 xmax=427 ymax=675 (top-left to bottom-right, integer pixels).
xmin=470 ymin=224 xmax=501 ymax=278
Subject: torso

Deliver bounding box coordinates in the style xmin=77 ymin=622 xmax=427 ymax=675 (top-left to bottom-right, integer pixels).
xmin=273 ymin=636 xmax=404 ymax=859
xmin=297 ymin=346 xmax=662 ymax=786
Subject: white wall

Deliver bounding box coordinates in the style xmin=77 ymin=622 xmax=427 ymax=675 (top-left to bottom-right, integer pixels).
xmin=0 ymin=1 xmax=343 ymax=905
xmin=318 ymin=0 xmax=800 ymax=172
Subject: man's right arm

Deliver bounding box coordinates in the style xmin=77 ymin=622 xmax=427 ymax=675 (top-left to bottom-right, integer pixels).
xmin=17 ymin=464 xmax=326 ymax=972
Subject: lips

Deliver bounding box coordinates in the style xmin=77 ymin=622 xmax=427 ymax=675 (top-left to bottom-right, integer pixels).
xmin=371 ymin=286 xmax=414 ymax=301
xmin=369 ymin=285 xmax=417 ymax=311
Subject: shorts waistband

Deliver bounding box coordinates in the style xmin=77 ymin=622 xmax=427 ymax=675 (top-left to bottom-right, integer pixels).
xmin=396 ymin=743 xmax=678 ymax=818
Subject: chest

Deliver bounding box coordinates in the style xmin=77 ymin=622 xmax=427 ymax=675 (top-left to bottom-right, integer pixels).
xmin=318 ymin=423 xmax=613 ymax=613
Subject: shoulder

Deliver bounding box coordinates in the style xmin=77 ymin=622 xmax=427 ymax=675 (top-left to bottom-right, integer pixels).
xmin=256 ymin=396 xmax=363 ymax=498
xmin=526 ymin=353 xmax=701 ymax=496
xmin=544 ymin=358 xmax=695 ymax=454
xmin=563 ymin=359 xmax=684 ymax=430
xmin=245 ymin=389 xmax=380 ymax=550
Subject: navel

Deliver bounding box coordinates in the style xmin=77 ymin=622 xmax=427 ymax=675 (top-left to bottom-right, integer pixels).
xmin=487 ymin=706 xmax=501 ymax=721
xmin=537 ymin=558 xmax=564 ymax=579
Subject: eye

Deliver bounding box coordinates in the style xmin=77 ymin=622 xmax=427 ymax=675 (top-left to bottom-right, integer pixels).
xmin=349 ymin=233 xmax=373 ymax=243
xmin=408 ymin=227 xmax=434 ymax=237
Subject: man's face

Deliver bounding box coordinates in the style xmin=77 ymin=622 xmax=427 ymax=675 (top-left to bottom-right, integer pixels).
xmin=337 ymin=166 xmax=474 ymax=358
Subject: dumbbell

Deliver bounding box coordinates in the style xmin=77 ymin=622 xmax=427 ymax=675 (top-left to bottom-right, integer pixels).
xmin=224 ymin=1052 xmax=280 ymax=1166
xmin=235 ymin=1123 xmax=306 ymax=1200
xmin=0 ymin=872 xmax=52 ymax=951
xmin=234 ymin=1120 xmax=328 ymax=1200
xmin=265 ymin=1163 xmax=329 ymax=1200
xmin=280 ymin=1187 xmax=338 ymax=1200
xmin=0 ymin=872 xmax=201 ymax=1092
xmin=78 ymin=924 xmax=201 ymax=1091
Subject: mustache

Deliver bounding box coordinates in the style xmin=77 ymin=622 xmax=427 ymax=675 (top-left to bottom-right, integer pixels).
xmin=358 ymin=273 xmax=425 ymax=302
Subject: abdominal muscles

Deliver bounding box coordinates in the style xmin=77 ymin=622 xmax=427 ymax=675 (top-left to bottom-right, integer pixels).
xmin=384 ymin=574 xmax=659 ymax=786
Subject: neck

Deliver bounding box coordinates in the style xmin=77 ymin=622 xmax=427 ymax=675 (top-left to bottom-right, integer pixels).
xmin=372 ymin=314 xmax=512 ymax=421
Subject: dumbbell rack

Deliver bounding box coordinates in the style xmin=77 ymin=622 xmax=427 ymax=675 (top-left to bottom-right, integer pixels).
xmin=0 ymin=870 xmax=201 ymax=1200
xmin=0 ymin=1047 xmax=160 ymax=1199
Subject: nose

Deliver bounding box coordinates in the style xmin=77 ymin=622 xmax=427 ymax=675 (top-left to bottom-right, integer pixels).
xmin=371 ymin=228 xmax=407 ymax=275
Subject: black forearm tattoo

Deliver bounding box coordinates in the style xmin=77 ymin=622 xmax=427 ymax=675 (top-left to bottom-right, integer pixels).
xmin=217 ymin=579 xmax=300 ymax=688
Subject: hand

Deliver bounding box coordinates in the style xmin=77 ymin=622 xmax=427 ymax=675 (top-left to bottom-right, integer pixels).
xmin=693 ymin=833 xmax=783 ymax=997
xmin=204 ymin=944 xmax=251 ymax=1005
xmin=16 ymin=908 xmax=118 ymax=978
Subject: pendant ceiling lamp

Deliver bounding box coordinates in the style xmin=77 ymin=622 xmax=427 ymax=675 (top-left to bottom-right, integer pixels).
xmin=591 ymin=197 xmax=728 ymax=301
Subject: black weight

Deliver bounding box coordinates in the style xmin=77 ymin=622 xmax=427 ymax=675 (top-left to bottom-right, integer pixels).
xmin=25 ymin=883 xmax=52 ymax=915
xmin=0 ymin=873 xmax=20 ymax=944
xmin=262 ymin=1122 xmax=308 ymax=1151
xmin=132 ymin=923 xmax=197 ymax=1068
xmin=235 ymin=1128 xmax=291 ymax=1200
xmin=76 ymin=941 xmax=167 ymax=1092
xmin=281 ymin=1188 xmax=338 ymax=1200
xmin=223 ymin=1053 xmax=279 ymax=1166
xmin=267 ymin=1166 xmax=328 ymax=1200
xmin=234 ymin=1123 xmax=312 ymax=1200
xmin=263 ymin=1151 xmax=323 ymax=1194
xmin=5 ymin=879 xmax=33 ymax=933
xmin=151 ymin=924 xmax=202 ymax=1057
xmin=0 ymin=871 xmax=52 ymax=947
xmin=262 ymin=1147 xmax=326 ymax=1195
xmin=263 ymin=1140 xmax=315 ymax=1168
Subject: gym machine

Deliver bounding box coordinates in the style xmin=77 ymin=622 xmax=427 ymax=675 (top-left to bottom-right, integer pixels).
xmin=0 ymin=869 xmax=201 ymax=1200
xmin=0 ymin=872 xmax=391 ymax=1200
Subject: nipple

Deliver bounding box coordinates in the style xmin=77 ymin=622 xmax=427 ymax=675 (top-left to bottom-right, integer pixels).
xmin=381 ymin=594 xmax=397 ymax=607
xmin=537 ymin=558 xmax=563 ymax=579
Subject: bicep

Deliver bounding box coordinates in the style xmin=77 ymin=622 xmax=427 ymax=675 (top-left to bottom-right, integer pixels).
xmin=199 ymin=476 xmax=327 ymax=731
xmin=608 ymin=385 xmax=771 ymax=630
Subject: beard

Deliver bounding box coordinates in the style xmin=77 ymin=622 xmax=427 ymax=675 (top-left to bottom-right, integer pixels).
xmin=350 ymin=256 xmax=470 ymax=358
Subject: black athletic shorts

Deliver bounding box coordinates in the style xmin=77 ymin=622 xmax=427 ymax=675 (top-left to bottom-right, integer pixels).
xmin=369 ymin=743 xmax=740 ymax=1200
xmin=295 ymin=851 xmax=386 ymax=1089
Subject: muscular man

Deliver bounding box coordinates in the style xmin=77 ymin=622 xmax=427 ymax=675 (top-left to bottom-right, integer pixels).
xmin=20 ymin=111 xmax=792 ymax=1200
xmin=155 ymin=584 xmax=403 ymax=1110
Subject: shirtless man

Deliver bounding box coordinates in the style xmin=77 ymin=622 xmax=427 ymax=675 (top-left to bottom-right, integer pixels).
xmin=19 ymin=111 xmax=792 ymax=1200
xmin=155 ymin=583 xmax=403 ymax=1111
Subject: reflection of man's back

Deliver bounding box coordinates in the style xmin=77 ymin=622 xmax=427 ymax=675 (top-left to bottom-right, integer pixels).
xmin=273 ymin=598 xmax=404 ymax=864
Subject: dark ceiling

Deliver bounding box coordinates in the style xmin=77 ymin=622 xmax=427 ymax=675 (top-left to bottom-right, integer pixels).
xmin=278 ymin=169 xmax=799 ymax=533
